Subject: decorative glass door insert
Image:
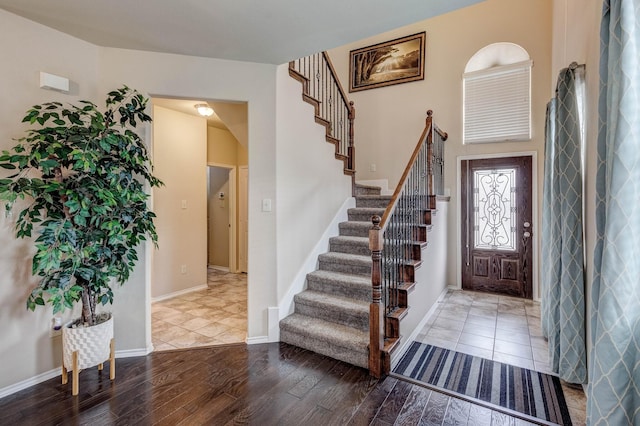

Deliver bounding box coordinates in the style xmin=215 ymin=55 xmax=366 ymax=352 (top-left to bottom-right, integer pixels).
xmin=473 ymin=168 xmax=517 ymax=251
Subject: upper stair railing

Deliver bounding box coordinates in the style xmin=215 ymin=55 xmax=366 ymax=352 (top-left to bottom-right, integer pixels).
xmin=368 ymin=110 xmax=448 ymax=377
xmin=289 ymin=53 xmax=356 ymax=183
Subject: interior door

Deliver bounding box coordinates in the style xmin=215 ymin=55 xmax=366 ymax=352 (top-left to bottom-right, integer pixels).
xmin=461 ymin=156 xmax=533 ymax=298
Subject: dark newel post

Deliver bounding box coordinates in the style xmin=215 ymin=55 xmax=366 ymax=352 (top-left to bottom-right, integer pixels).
xmin=426 ymin=110 xmax=435 ymax=208
xmin=369 ymin=215 xmax=384 ymax=378
xmin=348 ymin=101 xmax=355 ymax=168
xmin=348 ymin=101 xmax=356 ymax=194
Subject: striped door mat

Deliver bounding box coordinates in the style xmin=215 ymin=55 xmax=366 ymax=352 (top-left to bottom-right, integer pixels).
xmin=393 ymin=342 xmax=572 ymax=425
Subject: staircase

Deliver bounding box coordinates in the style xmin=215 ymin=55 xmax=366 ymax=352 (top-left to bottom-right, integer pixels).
xmin=282 ymin=51 xmax=448 ymax=377
xmin=279 ymin=184 xmax=391 ymax=368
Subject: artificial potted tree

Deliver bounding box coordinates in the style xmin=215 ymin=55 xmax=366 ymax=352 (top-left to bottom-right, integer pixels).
xmin=0 ymin=86 xmax=162 ymax=395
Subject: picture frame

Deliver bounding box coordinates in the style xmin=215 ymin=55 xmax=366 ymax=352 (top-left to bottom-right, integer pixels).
xmin=349 ymin=32 xmax=426 ymax=92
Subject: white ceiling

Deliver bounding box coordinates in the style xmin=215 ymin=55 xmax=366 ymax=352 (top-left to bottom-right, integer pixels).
xmin=0 ymin=0 xmax=484 ymax=64
xmin=153 ymin=98 xmax=228 ymax=129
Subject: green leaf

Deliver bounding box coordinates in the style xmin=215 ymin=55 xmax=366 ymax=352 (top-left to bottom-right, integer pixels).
xmin=0 ymin=163 xmax=16 ymax=169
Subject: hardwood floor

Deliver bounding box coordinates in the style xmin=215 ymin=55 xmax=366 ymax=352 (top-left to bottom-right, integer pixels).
xmin=0 ymin=343 xmax=538 ymax=426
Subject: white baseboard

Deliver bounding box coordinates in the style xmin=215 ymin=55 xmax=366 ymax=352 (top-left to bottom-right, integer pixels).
xmin=268 ymin=307 xmax=280 ymax=342
xmin=0 ymin=368 xmax=60 ymax=399
xmin=391 ymin=287 xmax=449 ymax=371
xmin=115 ymin=348 xmax=152 ymax=358
xmin=151 ymin=284 xmax=208 ymax=303
xmin=0 ymin=347 xmax=152 ymax=399
xmin=246 ymin=336 xmax=269 ymax=345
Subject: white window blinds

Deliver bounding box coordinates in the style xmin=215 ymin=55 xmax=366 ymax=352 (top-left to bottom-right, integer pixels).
xmin=463 ymin=60 xmax=532 ymax=144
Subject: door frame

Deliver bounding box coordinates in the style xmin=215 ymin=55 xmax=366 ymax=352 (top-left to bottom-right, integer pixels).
xmin=207 ymin=162 xmax=237 ymax=272
xmin=238 ymin=165 xmax=248 ymax=274
xmin=456 ymin=151 xmax=539 ymax=300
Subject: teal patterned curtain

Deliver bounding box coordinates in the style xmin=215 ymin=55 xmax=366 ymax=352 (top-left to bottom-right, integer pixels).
xmin=589 ymin=0 xmax=640 ymax=423
xmin=541 ymin=65 xmax=587 ymax=384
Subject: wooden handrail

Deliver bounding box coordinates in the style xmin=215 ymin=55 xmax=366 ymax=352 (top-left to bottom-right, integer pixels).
xmin=378 ymin=111 xmax=434 ymax=231
xmin=322 ymin=52 xmax=351 ymax=111
xmin=368 ymin=109 xmax=448 ymax=378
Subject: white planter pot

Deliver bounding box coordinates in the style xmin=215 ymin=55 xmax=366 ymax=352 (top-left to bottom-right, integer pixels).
xmin=62 ymin=313 xmax=114 ymax=371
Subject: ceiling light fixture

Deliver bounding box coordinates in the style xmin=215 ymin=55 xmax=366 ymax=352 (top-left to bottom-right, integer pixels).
xmin=194 ymin=103 xmax=214 ymax=117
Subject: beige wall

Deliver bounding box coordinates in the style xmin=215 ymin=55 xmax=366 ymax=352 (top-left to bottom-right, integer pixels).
xmin=98 ymin=48 xmax=277 ymax=346
xmin=152 ymin=106 xmax=208 ymax=298
xmin=0 ymin=9 xmax=102 ymax=392
xmin=208 ymin=126 xmax=240 ymax=165
xmin=275 ymin=63 xmax=353 ymax=306
xmin=0 ymin=8 xmax=277 ymax=393
xmin=329 ymin=0 xmax=553 ymax=295
xmin=210 ymin=102 xmax=248 ymax=148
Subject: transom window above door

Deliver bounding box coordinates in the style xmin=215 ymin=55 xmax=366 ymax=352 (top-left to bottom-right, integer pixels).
xmin=463 ymin=43 xmax=533 ymax=144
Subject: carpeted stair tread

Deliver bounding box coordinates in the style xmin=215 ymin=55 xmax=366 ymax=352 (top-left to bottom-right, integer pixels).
xmin=348 ymin=207 xmax=387 ymax=222
xmin=295 ymin=290 xmax=368 ymax=311
xmin=338 ymin=221 xmax=373 ymax=237
xmin=318 ymin=252 xmax=372 ymax=276
xmin=354 ymin=184 xmax=382 ymax=196
xmin=329 ymin=235 xmax=369 ymax=244
xmin=348 ymin=207 xmax=386 ymax=215
xmin=306 ymin=270 xmax=371 ymax=301
xmin=280 ymin=313 xmax=368 ymax=368
xmin=294 ymin=290 xmax=369 ymax=330
xmin=329 ymin=235 xmax=370 ymax=256
xmin=355 ymin=195 xmax=393 ymax=208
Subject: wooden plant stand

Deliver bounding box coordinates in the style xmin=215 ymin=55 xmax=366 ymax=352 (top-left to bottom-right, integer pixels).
xmin=61 ymin=338 xmax=116 ymax=396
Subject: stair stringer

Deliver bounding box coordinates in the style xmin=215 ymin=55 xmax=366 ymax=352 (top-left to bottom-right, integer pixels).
xmin=288 ymin=67 xmax=354 ymax=177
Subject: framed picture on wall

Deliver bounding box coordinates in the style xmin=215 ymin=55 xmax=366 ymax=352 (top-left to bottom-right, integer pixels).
xmin=349 ymin=32 xmax=426 ymax=92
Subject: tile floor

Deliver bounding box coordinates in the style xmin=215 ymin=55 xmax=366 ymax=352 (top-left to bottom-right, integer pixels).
xmin=415 ymin=289 xmax=587 ymax=425
xmin=151 ymin=268 xmax=247 ymax=351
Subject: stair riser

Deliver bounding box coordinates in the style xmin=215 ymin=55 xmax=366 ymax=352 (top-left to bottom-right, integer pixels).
xmin=356 ymin=198 xmax=392 ymax=208
xmin=354 ymin=186 xmax=381 ymax=196
xmin=329 ymin=240 xmax=371 ymax=256
xmin=280 ymin=329 xmax=368 ymax=369
xmin=294 ymin=300 xmax=368 ymax=331
xmin=319 ymin=259 xmax=371 ymax=276
xmin=339 ymin=223 xmax=371 ymax=238
xmin=307 ymin=278 xmax=370 ymax=302
xmin=348 ymin=211 xmax=384 ymax=222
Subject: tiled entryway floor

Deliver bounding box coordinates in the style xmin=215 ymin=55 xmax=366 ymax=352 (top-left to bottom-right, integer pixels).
xmin=415 ymin=289 xmax=587 ymax=425
xmin=151 ymin=269 xmax=247 ymax=351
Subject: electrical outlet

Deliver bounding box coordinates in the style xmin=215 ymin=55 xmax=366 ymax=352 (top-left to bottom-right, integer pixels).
xmin=370 ymin=163 xmax=377 ymax=172
xmin=181 ymin=265 xmax=187 ymax=274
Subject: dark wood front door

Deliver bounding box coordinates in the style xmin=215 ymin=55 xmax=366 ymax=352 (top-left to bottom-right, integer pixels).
xmin=461 ymin=156 xmax=533 ymax=299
